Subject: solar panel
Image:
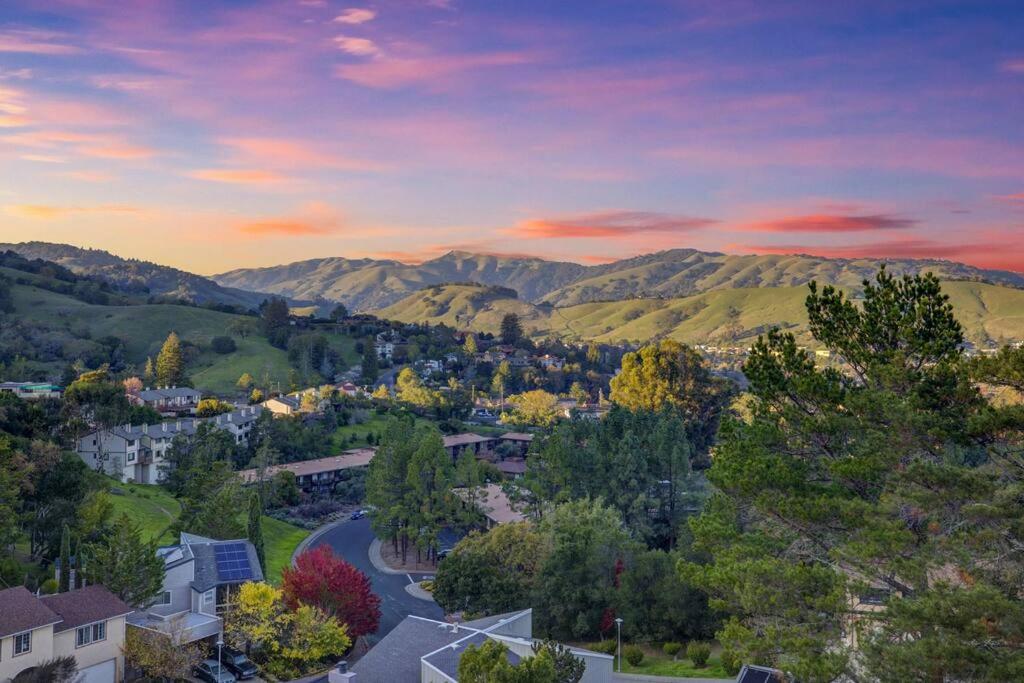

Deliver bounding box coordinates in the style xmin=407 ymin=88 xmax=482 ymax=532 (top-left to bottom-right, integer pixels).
xmin=214 ymin=543 xmax=254 ymax=582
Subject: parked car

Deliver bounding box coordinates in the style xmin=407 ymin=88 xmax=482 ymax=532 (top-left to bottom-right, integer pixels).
xmin=437 ymin=547 xmax=454 ymax=559
xmin=220 ymin=646 xmax=259 ymax=680
xmin=194 ymin=659 xmax=237 ymax=683
xmin=350 ymin=509 xmax=367 ymax=520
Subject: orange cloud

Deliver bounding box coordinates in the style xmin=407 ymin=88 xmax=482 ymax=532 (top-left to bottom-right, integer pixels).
xmin=235 ymin=202 xmax=344 ymax=238
xmin=78 ymin=143 xmax=156 ymax=160
xmin=511 ymin=210 xmax=717 ymax=239
xmin=238 ymin=220 xmax=330 ymax=236
xmin=60 ymin=170 xmax=115 ymax=182
xmin=188 ymin=168 xmax=288 ymax=184
xmin=4 ymin=204 xmax=141 ymax=219
xmin=741 ymin=213 xmax=917 ymax=233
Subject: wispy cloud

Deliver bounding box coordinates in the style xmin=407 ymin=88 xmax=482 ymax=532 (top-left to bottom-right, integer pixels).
xmin=1000 ymin=59 xmax=1024 ymax=74
xmin=510 ymin=210 xmax=717 ymax=239
xmin=335 ymin=51 xmax=532 ymax=90
xmin=0 ymin=29 xmax=81 ymax=55
xmin=217 ymin=137 xmax=383 ymax=172
xmin=4 ymin=204 xmax=141 ymax=219
xmin=334 ymin=35 xmax=381 ymax=57
xmin=235 ymin=202 xmax=343 ymax=237
xmin=741 ymin=213 xmax=918 ymax=233
xmin=187 ymin=168 xmax=288 ymax=184
xmin=334 ymin=8 xmax=376 ymax=24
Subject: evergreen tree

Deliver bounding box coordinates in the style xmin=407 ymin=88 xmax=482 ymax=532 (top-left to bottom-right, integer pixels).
xmin=500 ymin=313 xmax=523 ymax=345
xmin=464 ymin=334 xmax=478 ymax=355
xmin=360 ymin=342 xmax=379 ymax=384
xmin=59 ymin=523 xmax=71 ymax=592
xmin=248 ymin=492 xmax=266 ymax=575
xmin=143 ymin=356 xmax=155 ymax=383
xmin=83 ymin=514 xmax=164 ymax=606
xmin=155 ymin=332 xmax=184 ymax=386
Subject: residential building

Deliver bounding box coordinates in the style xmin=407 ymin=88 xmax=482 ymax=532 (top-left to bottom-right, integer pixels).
xmin=454 ymin=484 xmax=527 ymax=528
xmin=337 ymin=382 xmax=361 ymax=397
xmin=0 ymin=382 xmax=63 ymax=401
xmin=134 ymin=387 xmax=202 ymax=415
xmin=126 ymin=533 xmax=264 ymax=647
xmin=442 ymin=433 xmax=499 ymax=460
xmin=497 ymin=432 xmax=532 ymax=457
xmin=0 ymin=585 xmax=131 ymax=683
xmin=347 ymin=609 xmax=612 ymax=683
xmin=76 ymin=407 xmax=263 ymax=484
xmin=536 ymin=354 xmax=564 ymax=371
xmin=237 ymin=448 xmax=376 ymax=494
xmin=261 ymin=395 xmax=301 ymax=416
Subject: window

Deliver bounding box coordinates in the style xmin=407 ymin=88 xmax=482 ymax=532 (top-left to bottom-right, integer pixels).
xmin=203 ymin=590 xmax=214 ymax=605
xmin=76 ymin=621 xmax=106 ymax=647
xmin=128 ymin=452 xmax=136 ymax=462
xmin=13 ymin=631 xmax=31 ymax=656
xmin=154 ymin=591 xmax=171 ymax=606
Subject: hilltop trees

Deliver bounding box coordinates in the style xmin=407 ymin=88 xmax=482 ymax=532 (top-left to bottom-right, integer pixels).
xmin=682 ymin=270 xmax=1024 ymax=681
xmin=155 ymin=332 xmax=184 ymax=386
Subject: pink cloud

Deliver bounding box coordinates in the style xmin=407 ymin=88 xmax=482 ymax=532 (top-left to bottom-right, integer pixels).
xmin=334 ymin=35 xmax=380 ymax=57
xmin=4 ymin=203 xmax=141 ymax=219
xmin=334 ymin=8 xmax=376 ymax=25
xmin=335 ymin=51 xmax=533 ymax=90
xmin=1001 ymin=59 xmax=1024 ymax=74
xmin=0 ymin=29 xmax=81 ymax=55
xmin=510 ymin=210 xmax=717 ymax=239
xmin=217 ymin=137 xmax=383 ymax=172
xmin=741 ymin=213 xmax=918 ymax=233
xmin=187 ymin=168 xmax=288 ymax=184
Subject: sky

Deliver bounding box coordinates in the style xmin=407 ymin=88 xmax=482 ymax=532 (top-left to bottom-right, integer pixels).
xmin=0 ymin=0 xmax=1022 ymax=274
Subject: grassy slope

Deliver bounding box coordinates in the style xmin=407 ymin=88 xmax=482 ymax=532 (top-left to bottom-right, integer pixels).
xmin=376 ymin=281 xmax=1024 ymax=347
xmin=104 ymin=479 xmax=307 ymax=584
xmin=9 ymin=280 xmax=293 ymax=394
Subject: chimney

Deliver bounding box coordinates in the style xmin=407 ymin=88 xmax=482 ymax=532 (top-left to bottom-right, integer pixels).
xmin=227 ymin=413 xmax=233 ymax=422
xmin=328 ymin=661 xmax=356 ymax=683
xmin=162 ymin=422 xmax=168 ymax=432
xmin=127 ymin=423 xmax=132 ymax=432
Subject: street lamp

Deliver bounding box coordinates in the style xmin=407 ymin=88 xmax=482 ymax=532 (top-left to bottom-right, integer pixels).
xmin=614 ymin=617 xmax=623 ymax=672
xmin=216 ymin=637 xmax=224 ymax=681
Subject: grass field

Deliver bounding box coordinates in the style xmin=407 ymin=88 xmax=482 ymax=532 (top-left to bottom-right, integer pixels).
xmin=103 ymin=479 xmax=308 ymax=584
xmin=581 ymin=642 xmax=731 ymax=679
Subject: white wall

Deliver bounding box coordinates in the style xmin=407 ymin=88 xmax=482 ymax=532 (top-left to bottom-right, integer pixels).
xmin=52 ymin=617 xmax=126 ymax=682
xmin=0 ymin=625 xmax=56 ymax=681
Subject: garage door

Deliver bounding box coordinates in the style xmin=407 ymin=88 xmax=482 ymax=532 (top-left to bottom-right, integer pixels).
xmin=76 ymin=659 xmax=116 ymax=683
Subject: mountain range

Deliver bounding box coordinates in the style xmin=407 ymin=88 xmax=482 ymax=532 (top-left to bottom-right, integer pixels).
xmin=213 ymin=248 xmax=1024 ymax=311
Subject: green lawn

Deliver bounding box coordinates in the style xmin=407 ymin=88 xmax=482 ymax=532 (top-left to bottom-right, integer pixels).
xmin=103 ymin=479 xmax=307 ymax=584
xmin=582 ymin=643 xmax=732 ymax=679
xmin=330 ymin=414 xmax=393 ymax=450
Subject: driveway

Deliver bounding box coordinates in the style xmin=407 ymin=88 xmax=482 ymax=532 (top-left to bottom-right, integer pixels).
xmin=308 ymin=517 xmax=443 ymax=644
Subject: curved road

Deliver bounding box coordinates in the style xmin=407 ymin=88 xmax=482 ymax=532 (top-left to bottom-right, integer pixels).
xmin=308 ymin=518 xmax=443 ymax=644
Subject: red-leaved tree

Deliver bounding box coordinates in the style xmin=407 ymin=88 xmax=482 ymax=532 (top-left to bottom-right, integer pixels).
xmin=282 ymin=546 xmax=382 ymax=638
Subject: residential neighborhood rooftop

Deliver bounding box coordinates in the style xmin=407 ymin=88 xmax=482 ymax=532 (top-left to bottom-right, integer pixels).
xmin=0 ymin=586 xmax=62 ymax=639
xmin=236 ymin=447 xmax=376 ymax=484
xmin=40 ymin=585 xmax=132 ymax=633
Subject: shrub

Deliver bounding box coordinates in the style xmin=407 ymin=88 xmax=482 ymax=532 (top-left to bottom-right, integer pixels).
xmin=210 ymin=335 xmax=237 ymax=354
xmin=662 ymin=642 xmax=682 ymax=658
xmin=39 ymin=578 xmax=59 ymax=594
xmin=592 ymin=640 xmax=617 ymax=655
xmin=623 ymin=645 xmax=644 ymax=667
xmin=721 ymin=650 xmax=741 ymax=677
xmin=687 ymin=641 xmax=711 ymax=668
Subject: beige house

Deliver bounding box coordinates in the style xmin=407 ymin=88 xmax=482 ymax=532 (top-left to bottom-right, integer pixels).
xmin=0 ymin=585 xmax=130 ymax=683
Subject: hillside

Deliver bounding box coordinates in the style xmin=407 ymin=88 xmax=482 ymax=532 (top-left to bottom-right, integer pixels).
xmin=214 ymin=247 xmax=1024 ymax=311
xmin=1 ymin=241 xmax=274 ymax=310
xmin=376 ymin=281 xmax=1024 ymax=347
xmin=4 ymin=276 xmax=296 ymax=394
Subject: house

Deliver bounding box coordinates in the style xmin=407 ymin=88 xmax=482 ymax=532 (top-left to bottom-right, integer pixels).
xmin=498 ymin=432 xmax=532 ymax=457
xmin=536 ymin=354 xmax=565 ymax=371
xmin=237 ymin=448 xmax=376 ymax=495
xmin=442 ymin=433 xmax=499 ymax=460
xmin=127 ymin=533 xmax=264 ymax=647
xmin=347 ymin=609 xmax=612 ymax=683
xmin=374 ymin=332 xmax=406 ymax=361
xmin=454 ymin=484 xmax=527 ymax=528
xmin=261 ymin=395 xmax=301 ymax=416
xmin=337 ymin=382 xmax=361 ymax=397
xmin=0 ymin=585 xmax=131 ymax=683
xmin=0 ymin=382 xmax=63 ymax=401
xmin=76 ymin=407 xmax=263 ymax=484
xmin=134 ymin=387 xmax=202 ymax=415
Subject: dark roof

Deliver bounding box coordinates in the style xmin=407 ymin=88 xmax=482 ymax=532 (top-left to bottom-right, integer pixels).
xmin=351 ymin=616 xmax=467 ymax=683
xmin=40 ymin=585 xmax=132 ymax=633
xmin=187 ymin=538 xmax=265 ymax=591
xmin=0 ymin=587 xmax=60 ymax=638
xmin=737 ymin=664 xmax=786 ymax=683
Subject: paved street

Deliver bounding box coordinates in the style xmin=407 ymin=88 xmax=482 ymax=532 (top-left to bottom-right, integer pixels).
xmin=308 ymin=517 xmax=443 ymax=644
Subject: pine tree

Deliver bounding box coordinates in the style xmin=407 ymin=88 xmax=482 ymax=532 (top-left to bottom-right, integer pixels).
xmin=247 ymin=492 xmax=266 ymax=575
xmin=155 ymin=332 xmax=184 ymax=386
xmin=59 ymin=523 xmax=71 ymax=592
xmin=464 ymin=334 xmax=478 ymax=355
xmin=143 ymin=356 xmax=155 ymax=383
xmin=84 ymin=514 xmax=164 ymax=606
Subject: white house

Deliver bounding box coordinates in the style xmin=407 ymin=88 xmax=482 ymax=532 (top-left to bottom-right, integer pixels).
xmin=0 ymin=585 xmax=131 ymax=683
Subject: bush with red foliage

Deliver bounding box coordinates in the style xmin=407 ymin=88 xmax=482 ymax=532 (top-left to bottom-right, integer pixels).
xmin=282 ymin=546 xmax=382 ymax=638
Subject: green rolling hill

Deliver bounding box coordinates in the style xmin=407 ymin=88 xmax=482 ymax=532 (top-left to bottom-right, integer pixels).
xmin=375 ymin=281 xmax=1024 ymax=347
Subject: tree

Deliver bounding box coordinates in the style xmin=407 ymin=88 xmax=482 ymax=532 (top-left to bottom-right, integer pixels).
xmin=196 ymin=397 xmax=233 ymax=417
xmin=501 ymin=313 xmax=523 ymax=345
xmin=123 ymin=617 xmax=203 ymax=682
xmin=237 ymin=372 xmax=255 ymax=392
xmin=360 ymin=341 xmax=379 ymax=384
xmin=532 ymin=641 xmax=584 ymax=683
xmin=507 ymin=389 xmax=559 ymax=427
xmin=0 ymin=436 xmax=29 ymax=550
xmin=249 ymin=387 xmax=265 ymax=404
xmin=492 ymin=360 xmax=512 ymax=402
xmin=274 ymin=604 xmax=350 ymax=678
xmin=225 ymin=581 xmax=287 ymax=656
xmin=464 ymin=333 xmax=478 ymax=355
xmin=83 ymin=513 xmax=164 ymax=606
xmin=155 ymin=332 xmax=184 ymax=386
xmin=396 ymin=367 xmax=436 ymax=410
xmin=211 ymin=335 xmax=237 ymax=354
xmin=123 ymin=376 xmax=143 ymax=396
xmin=459 ymin=639 xmax=557 ymax=683
xmin=11 ymin=657 xmax=77 ymax=683
xmin=59 ymin=523 xmax=71 ymax=592
xmin=260 ymin=297 xmax=290 ymax=334
xmin=615 ymin=549 xmax=714 ymax=642
xmin=329 ymin=303 xmax=349 ymax=321
xmin=568 ymin=381 xmax=589 ymax=406
xmin=434 ymin=522 xmax=549 ymax=616
xmin=247 ymin=492 xmax=266 ymax=575
xmin=371 ymin=384 xmax=390 ymax=400
xmin=143 ymin=356 xmax=155 ymax=383
xmin=682 ymin=270 xmax=1024 ymax=681
xmin=282 ymin=546 xmax=381 ymax=638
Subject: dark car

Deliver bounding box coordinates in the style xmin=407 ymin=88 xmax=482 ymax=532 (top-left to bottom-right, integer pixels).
xmin=220 ymin=646 xmax=259 ymax=680
xmin=350 ymin=509 xmax=367 ymax=520
xmin=194 ymin=659 xmax=237 ymax=683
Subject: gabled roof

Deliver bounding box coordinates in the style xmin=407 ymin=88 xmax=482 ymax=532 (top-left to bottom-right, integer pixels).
xmin=180 ymin=535 xmax=265 ymax=591
xmin=737 ymin=664 xmax=786 ymax=683
xmin=40 ymin=585 xmax=131 ymax=633
xmin=0 ymin=586 xmax=61 ymax=638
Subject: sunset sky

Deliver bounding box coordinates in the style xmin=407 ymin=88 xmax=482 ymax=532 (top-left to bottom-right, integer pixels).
xmin=0 ymin=0 xmax=1022 ymax=274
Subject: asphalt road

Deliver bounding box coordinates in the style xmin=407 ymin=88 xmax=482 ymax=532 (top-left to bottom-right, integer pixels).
xmin=308 ymin=517 xmax=443 ymax=644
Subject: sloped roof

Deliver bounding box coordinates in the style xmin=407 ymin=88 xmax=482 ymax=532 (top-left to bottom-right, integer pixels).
xmin=0 ymin=586 xmax=61 ymax=638
xmin=40 ymin=585 xmax=131 ymax=633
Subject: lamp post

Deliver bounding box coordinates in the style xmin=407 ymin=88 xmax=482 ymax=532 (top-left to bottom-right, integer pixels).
xmin=614 ymin=617 xmax=623 ymax=672
xmin=216 ymin=637 xmax=224 ymax=681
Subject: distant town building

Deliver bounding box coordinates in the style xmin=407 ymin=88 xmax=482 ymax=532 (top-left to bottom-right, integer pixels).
xmin=0 ymin=381 xmax=63 ymax=400
xmin=133 ymin=386 xmax=202 ymax=415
